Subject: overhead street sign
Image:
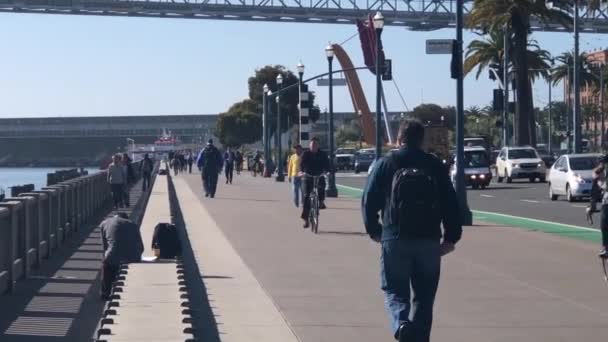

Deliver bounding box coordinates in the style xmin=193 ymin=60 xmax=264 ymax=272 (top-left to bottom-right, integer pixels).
xmin=317 ymin=78 xmax=347 ymax=86
xmin=426 ymin=39 xmax=454 ymax=54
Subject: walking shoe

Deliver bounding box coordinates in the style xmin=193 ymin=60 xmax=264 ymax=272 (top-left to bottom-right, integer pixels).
xmin=319 ymin=202 xmax=327 ymax=210
xmin=586 ymin=208 xmax=594 ymax=225
xmin=397 ymin=321 xmax=413 ymax=342
xmin=599 ymin=247 xmax=608 ymax=259
xmin=205 ymin=193 xmax=209 ymax=197
xmin=303 ymin=220 xmax=309 ymax=229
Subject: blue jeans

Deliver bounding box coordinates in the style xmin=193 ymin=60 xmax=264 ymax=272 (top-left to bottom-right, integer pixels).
xmin=292 ymin=177 xmax=302 ymax=207
xmin=381 ymin=238 xmax=441 ymax=342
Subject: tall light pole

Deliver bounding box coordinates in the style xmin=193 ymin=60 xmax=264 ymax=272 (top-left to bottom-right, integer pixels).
xmin=548 ymin=75 xmax=553 ymax=155
xmin=373 ymin=11 xmax=384 ymax=160
xmin=262 ymin=84 xmax=271 ymax=177
xmin=503 ymin=24 xmax=509 ymax=147
xmin=573 ymin=0 xmax=581 ymax=153
xmin=600 ymin=63 xmax=605 ymax=152
xmin=456 ymin=0 xmax=472 ymax=225
xmin=325 ymin=45 xmax=338 ymax=197
xmin=358 ymin=110 xmax=363 ymax=149
xmin=296 ymin=62 xmax=305 ymax=153
xmin=276 ymin=73 xmax=285 ymax=182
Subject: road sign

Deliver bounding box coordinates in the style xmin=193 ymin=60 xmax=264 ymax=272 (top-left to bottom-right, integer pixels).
xmin=317 ymin=78 xmax=347 ymax=86
xmin=426 ymin=39 xmax=454 ymax=54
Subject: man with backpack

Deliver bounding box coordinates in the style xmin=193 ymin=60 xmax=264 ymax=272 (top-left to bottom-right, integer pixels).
xmin=362 ymin=120 xmax=462 ymax=342
xmin=196 ymin=139 xmax=223 ymax=198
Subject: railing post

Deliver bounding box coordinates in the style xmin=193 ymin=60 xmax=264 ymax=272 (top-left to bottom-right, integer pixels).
xmin=0 ymin=207 xmax=12 ymax=295
xmin=0 ymin=201 xmax=25 ymax=287
xmin=43 ymin=185 xmax=66 ymax=244
xmin=31 ymin=190 xmax=53 ymax=259
xmin=20 ymin=193 xmax=46 ymax=267
xmin=4 ymin=196 xmax=37 ymax=276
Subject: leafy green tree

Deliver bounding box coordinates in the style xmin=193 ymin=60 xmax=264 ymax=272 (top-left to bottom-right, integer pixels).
xmin=216 ymin=102 xmax=262 ymax=148
xmin=336 ymin=121 xmax=361 ymax=147
xmin=467 ymin=0 xmax=571 ymax=146
xmin=410 ymin=103 xmax=456 ymax=128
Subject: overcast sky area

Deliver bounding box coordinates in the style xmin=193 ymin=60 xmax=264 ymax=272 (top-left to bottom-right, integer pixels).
xmin=2 ymin=13 xmax=608 ymax=118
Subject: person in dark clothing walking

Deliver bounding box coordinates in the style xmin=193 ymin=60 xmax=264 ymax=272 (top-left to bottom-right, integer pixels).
xmin=107 ymin=154 xmax=127 ymax=209
xmin=235 ymin=150 xmax=243 ymax=175
xmin=362 ymin=120 xmax=462 ymax=342
xmin=100 ymin=212 xmax=144 ymax=300
xmin=197 ymin=139 xmax=223 ymax=198
xmin=224 ymin=148 xmax=235 ymax=184
xmin=299 ymin=137 xmax=330 ymax=228
xmin=139 ymin=153 xmax=154 ymax=191
xmin=187 ymin=152 xmax=194 ymax=174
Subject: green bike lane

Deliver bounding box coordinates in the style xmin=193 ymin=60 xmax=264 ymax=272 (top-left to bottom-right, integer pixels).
xmin=336 ymin=183 xmax=602 ymax=244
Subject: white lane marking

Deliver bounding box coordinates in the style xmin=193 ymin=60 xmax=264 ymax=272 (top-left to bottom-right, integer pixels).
xmin=480 ymin=194 xmax=494 ymax=198
xmin=473 ymin=210 xmax=600 ymax=233
xmin=521 ymin=199 xmax=540 ymax=203
xmin=572 ymin=205 xmax=588 ymax=208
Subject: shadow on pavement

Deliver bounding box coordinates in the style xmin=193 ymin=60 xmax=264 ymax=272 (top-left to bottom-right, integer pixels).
xmin=0 ymin=215 xmax=107 ymax=342
xmin=168 ymin=176 xmax=222 ymax=342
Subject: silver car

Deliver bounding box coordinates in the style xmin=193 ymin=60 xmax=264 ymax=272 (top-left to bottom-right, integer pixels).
xmin=548 ymin=153 xmax=602 ymax=202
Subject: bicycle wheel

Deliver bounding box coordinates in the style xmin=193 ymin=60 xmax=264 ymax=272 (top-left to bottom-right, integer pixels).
xmin=310 ymin=195 xmax=319 ymax=234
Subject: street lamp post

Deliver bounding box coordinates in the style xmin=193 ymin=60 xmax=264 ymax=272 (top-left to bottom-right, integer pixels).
xmin=373 ymin=12 xmax=384 ymax=160
xmin=358 ymin=110 xmax=363 ymax=149
xmin=263 ymin=84 xmax=271 ymax=177
xmin=573 ymin=0 xmax=581 ymax=153
xmin=456 ymin=0 xmax=473 ymax=225
xmin=276 ymin=73 xmax=285 ymax=182
xmin=296 ymin=62 xmax=305 ymax=152
xmin=326 ymin=45 xmax=338 ymax=197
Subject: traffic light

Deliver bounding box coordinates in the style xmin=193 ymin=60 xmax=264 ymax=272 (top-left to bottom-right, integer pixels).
xmin=450 ymin=40 xmax=460 ymax=79
xmin=382 ymin=59 xmax=392 ymax=81
xmin=493 ymin=89 xmax=504 ymax=111
xmin=299 ymin=83 xmax=312 ymax=145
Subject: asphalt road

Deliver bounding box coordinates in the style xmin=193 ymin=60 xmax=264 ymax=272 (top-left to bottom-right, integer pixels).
xmin=336 ymin=173 xmax=599 ymax=229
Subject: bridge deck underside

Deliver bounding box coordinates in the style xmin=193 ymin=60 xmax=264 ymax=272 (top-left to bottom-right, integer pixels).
xmin=1 ymin=0 xmax=608 ymax=32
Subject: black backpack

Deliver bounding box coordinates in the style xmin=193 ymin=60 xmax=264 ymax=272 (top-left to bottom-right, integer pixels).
xmin=151 ymin=223 xmax=182 ymax=259
xmin=389 ymin=155 xmax=440 ymax=233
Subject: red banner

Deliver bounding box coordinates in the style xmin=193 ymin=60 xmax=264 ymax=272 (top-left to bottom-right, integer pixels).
xmin=356 ymin=14 xmax=385 ymax=75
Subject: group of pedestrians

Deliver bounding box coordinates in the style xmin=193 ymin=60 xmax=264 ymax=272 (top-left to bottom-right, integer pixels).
xmin=170 ymin=151 xmax=194 ymax=176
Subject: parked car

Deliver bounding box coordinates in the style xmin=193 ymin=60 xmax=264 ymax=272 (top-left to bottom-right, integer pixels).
xmin=335 ymin=148 xmax=357 ymax=170
xmin=354 ymin=148 xmax=375 ymax=174
xmin=548 ymin=153 xmax=602 ymax=202
xmin=450 ymin=146 xmax=492 ymax=189
xmin=496 ymin=146 xmax=547 ymax=183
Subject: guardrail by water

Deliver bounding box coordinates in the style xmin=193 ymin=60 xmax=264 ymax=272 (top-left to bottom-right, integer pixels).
xmin=0 ymin=160 xmax=149 ymax=295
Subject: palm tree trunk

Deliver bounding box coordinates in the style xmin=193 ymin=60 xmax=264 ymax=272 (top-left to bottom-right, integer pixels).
xmin=527 ymin=78 xmax=537 ymax=147
xmin=512 ymin=15 xmax=532 ymax=146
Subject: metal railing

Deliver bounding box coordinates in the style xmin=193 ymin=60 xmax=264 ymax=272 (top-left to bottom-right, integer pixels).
xmin=0 ymin=160 xmax=148 ymax=295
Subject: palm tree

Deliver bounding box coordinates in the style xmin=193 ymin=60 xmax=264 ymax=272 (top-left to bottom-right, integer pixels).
xmin=551 ymin=51 xmax=597 ymax=89
xmin=464 ymin=30 xmax=552 ymax=82
xmin=468 ymin=0 xmax=572 ymax=147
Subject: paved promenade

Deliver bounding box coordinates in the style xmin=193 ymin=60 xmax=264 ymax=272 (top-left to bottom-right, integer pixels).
xmin=174 ymin=172 xmax=608 ymax=341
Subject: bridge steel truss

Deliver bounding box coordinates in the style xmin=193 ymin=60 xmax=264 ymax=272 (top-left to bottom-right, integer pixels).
xmin=2 ymin=0 xmax=608 ymax=32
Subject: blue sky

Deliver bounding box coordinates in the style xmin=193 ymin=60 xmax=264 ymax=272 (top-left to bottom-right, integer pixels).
xmin=2 ymin=13 xmax=608 ymax=118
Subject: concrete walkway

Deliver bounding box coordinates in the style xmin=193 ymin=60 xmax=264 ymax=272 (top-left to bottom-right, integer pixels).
xmin=0 ymin=178 xmax=150 ymax=341
xmin=174 ymin=172 xmax=608 ymax=341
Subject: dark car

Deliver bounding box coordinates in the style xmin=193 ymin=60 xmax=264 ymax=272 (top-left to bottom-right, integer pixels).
xmin=354 ymin=149 xmax=375 ymax=174
xmin=335 ymin=148 xmax=357 ymax=170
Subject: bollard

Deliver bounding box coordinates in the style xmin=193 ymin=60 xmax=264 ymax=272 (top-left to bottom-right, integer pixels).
xmin=0 ymin=201 xmax=25 ymax=289
xmin=4 ymin=196 xmax=38 ymax=275
xmin=30 ymin=190 xmax=55 ymax=259
xmin=20 ymin=192 xmax=48 ymax=265
xmin=0 ymin=207 xmax=11 ymax=295
xmin=43 ymin=185 xmax=66 ymax=245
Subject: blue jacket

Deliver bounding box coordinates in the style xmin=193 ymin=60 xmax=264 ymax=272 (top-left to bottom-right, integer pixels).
xmin=197 ymin=145 xmax=223 ymax=172
xmin=361 ymin=147 xmax=462 ymax=243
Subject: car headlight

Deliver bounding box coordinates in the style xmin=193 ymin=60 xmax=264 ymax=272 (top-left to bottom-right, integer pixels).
xmin=479 ymin=174 xmax=486 ymax=179
xmin=470 ymin=174 xmax=477 ymax=179
xmin=574 ymin=174 xmax=586 ymax=183
xmin=537 ymin=162 xmax=544 ymax=168
xmin=511 ymin=163 xmax=519 ymax=168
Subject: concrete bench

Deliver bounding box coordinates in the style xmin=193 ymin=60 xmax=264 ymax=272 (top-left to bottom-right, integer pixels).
xmin=95 ymin=172 xmax=193 ymax=341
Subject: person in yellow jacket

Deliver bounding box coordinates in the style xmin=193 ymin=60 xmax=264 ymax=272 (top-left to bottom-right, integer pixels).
xmin=287 ymin=144 xmax=304 ymax=207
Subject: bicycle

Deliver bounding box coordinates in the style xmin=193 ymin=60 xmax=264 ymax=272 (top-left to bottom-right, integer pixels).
xmin=303 ymin=173 xmax=325 ymax=234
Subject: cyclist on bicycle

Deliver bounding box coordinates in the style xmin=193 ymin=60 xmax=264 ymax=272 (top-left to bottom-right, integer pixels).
xmin=596 ymin=154 xmax=608 ymax=258
xmin=299 ymin=137 xmax=330 ymax=228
